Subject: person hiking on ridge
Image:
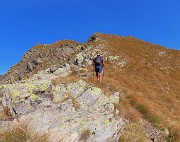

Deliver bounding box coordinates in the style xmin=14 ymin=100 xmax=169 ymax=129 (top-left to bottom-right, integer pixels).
xmin=93 ymin=54 xmax=104 ymax=82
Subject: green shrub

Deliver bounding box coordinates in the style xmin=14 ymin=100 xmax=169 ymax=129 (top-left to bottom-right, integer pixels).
xmin=136 ymin=104 xmax=150 ymax=118
xmin=149 ymin=115 xmax=162 ymax=128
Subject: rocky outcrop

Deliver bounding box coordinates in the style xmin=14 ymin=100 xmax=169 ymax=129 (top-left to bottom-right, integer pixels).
xmin=0 ymin=70 xmax=124 ymax=142
xmin=0 ymin=39 xmax=122 ymax=141
xmin=0 ymin=39 xmax=127 ymax=141
xmin=142 ymin=121 xmax=164 ymax=142
xmin=0 ymin=41 xmax=86 ymax=84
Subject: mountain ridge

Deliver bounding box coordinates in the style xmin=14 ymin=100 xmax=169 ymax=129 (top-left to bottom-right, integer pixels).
xmin=0 ymin=32 xmax=179 ymax=141
xmin=1 ymin=32 xmax=179 ymax=84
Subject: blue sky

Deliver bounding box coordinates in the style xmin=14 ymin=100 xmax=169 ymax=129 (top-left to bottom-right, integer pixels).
xmin=0 ymin=0 xmax=180 ymax=75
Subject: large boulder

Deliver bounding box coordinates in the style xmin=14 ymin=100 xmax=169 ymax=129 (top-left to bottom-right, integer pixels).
xmin=1 ymin=80 xmax=52 ymax=116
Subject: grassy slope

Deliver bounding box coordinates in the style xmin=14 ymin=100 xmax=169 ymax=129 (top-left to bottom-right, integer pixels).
xmin=87 ymin=33 xmax=180 ymax=141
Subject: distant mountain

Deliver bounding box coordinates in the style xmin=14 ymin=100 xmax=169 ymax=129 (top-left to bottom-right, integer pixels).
xmin=0 ymin=32 xmax=179 ymax=141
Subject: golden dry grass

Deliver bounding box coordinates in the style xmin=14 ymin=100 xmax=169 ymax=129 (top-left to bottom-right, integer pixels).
xmin=79 ymin=128 xmax=91 ymax=141
xmin=87 ymin=33 xmax=180 ymax=141
xmin=0 ymin=109 xmax=3 ymax=120
xmin=51 ymin=70 xmax=78 ymax=86
xmin=0 ymin=107 xmax=14 ymax=121
xmin=68 ymin=94 xmax=81 ymax=111
xmin=119 ymin=122 xmax=150 ymax=142
xmin=0 ymin=122 xmax=49 ymax=142
xmin=51 ymin=77 xmax=61 ymax=86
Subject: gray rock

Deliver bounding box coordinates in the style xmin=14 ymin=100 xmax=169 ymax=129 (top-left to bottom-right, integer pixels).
xmin=63 ymin=46 xmax=74 ymax=56
xmin=53 ymin=64 xmax=71 ymax=77
xmin=104 ymin=102 xmax=114 ymax=112
xmin=109 ymin=92 xmax=120 ymax=104
xmin=27 ymin=62 xmax=33 ymax=73
xmin=0 ymin=77 xmax=125 ymax=142
xmin=50 ymin=65 xmax=64 ymax=73
xmin=58 ymin=99 xmax=75 ymax=112
xmin=75 ymin=53 xmax=84 ymax=65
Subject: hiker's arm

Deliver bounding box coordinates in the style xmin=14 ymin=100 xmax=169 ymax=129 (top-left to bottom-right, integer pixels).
xmin=102 ymin=61 xmax=104 ymax=67
xmin=101 ymin=58 xmax=104 ymax=67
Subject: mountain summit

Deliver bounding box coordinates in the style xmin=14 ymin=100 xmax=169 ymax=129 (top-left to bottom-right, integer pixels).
xmin=0 ymin=33 xmax=179 ymax=142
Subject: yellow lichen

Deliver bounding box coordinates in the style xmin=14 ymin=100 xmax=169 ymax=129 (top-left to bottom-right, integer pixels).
xmin=40 ymin=82 xmax=48 ymax=91
xmin=103 ymin=119 xmax=110 ymax=125
xmin=84 ymin=121 xmax=90 ymax=126
xmin=12 ymin=91 xmax=20 ymax=98
xmin=21 ymin=98 xmax=25 ymax=103
xmin=0 ymin=85 xmax=4 ymax=89
xmin=28 ymin=104 xmax=32 ymax=111
xmin=92 ymin=87 xmax=102 ymax=94
xmin=28 ymin=84 xmax=36 ymax=90
xmin=81 ymin=127 xmax=88 ymax=133
xmin=30 ymin=93 xmax=37 ymax=101
xmin=55 ymin=86 xmax=61 ymax=92
xmin=79 ymin=87 xmax=84 ymax=92
xmin=61 ymin=124 xmax=65 ymax=129
xmin=24 ymin=83 xmax=28 ymax=87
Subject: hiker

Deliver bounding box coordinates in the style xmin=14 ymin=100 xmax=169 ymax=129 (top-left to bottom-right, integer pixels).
xmin=93 ymin=54 xmax=104 ymax=82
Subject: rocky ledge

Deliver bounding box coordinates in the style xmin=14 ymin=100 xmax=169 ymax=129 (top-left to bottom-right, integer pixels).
xmin=0 ymin=70 xmax=124 ymax=142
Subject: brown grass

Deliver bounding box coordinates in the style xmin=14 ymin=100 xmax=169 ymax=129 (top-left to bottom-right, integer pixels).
xmin=86 ymin=33 xmax=180 ymax=141
xmin=68 ymin=94 xmax=81 ymax=111
xmin=119 ymin=122 xmax=149 ymax=142
xmin=51 ymin=70 xmax=78 ymax=86
xmin=0 ymin=122 xmax=49 ymax=142
xmin=0 ymin=107 xmax=13 ymax=121
xmin=113 ymin=99 xmax=142 ymax=123
xmin=79 ymin=128 xmax=91 ymax=141
xmin=51 ymin=77 xmax=61 ymax=86
xmin=0 ymin=109 xmax=3 ymax=120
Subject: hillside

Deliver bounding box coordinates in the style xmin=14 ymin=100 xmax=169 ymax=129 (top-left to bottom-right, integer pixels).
xmin=88 ymin=33 xmax=180 ymax=141
xmin=0 ymin=32 xmax=179 ymax=142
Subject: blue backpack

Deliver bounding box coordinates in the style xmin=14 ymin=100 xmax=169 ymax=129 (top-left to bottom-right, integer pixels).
xmin=94 ymin=56 xmax=102 ymax=65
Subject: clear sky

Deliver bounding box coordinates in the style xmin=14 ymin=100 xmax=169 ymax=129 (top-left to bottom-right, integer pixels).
xmin=0 ymin=0 xmax=180 ymax=75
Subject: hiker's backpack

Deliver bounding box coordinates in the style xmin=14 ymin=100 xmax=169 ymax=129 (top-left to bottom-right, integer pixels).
xmin=94 ymin=56 xmax=102 ymax=65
